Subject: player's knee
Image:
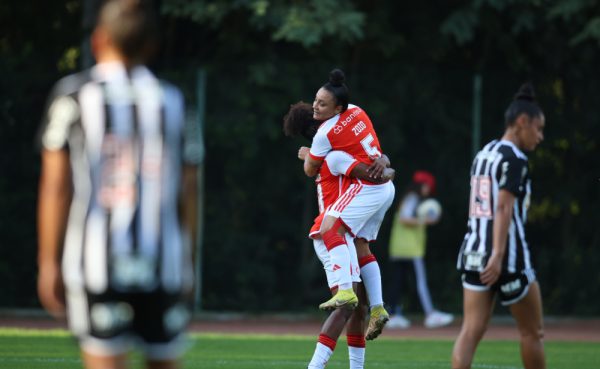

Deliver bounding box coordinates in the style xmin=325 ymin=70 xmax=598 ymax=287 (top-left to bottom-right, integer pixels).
xmin=520 ymin=326 xmax=544 ymax=342
xmin=460 ymin=321 xmax=487 ymax=342
xmin=320 ymin=219 xmax=345 ymax=243
xmin=320 ymin=218 xmax=344 ymax=237
xmin=356 ymin=300 xmax=369 ymax=319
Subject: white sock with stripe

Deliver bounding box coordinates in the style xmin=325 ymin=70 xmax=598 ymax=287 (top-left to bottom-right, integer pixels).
xmin=359 ymin=255 xmax=383 ymax=307
xmin=347 ymin=334 xmax=366 ymax=369
xmin=308 ymin=335 xmax=336 ymax=369
xmin=328 ymin=244 xmax=352 ymax=290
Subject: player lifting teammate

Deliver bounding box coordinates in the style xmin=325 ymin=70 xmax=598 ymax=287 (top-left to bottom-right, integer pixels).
xmin=284 ymin=102 xmax=395 ymax=368
xmin=302 ymin=69 xmax=395 ymax=341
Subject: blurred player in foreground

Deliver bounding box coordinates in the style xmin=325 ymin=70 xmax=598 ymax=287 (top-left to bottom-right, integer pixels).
xmin=452 ymin=83 xmax=546 ymax=369
xmin=37 ymin=1 xmax=201 ymax=368
xmin=284 ymin=102 xmax=395 ymax=368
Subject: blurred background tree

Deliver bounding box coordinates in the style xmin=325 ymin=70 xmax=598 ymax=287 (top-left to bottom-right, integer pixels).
xmin=0 ymin=0 xmax=598 ymax=315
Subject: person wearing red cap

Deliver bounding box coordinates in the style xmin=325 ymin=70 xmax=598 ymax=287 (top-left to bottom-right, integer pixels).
xmin=386 ymin=170 xmax=454 ymax=329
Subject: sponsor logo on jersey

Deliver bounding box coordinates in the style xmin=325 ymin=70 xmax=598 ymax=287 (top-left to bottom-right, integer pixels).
xmin=333 ymin=108 xmax=362 ymax=135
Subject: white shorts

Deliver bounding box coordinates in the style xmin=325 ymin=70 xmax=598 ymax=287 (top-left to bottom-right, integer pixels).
xmin=313 ymin=234 xmax=361 ymax=290
xmin=326 ymin=181 xmax=395 ymax=242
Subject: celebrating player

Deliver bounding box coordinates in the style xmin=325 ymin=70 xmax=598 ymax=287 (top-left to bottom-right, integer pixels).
xmin=302 ymin=69 xmax=395 ymax=340
xmin=284 ymin=102 xmax=394 ymax=368
xmin=452 ymin=83 xmax=546 ymax=369
xmin=37 ymin=1 xmax=201 ymax=368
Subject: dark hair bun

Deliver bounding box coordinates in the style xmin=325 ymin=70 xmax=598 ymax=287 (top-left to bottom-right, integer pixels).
xmin=514 ymin=82 xmax=536 ymax=102
xmin=329 ymin=68 xmax=346 ymax=87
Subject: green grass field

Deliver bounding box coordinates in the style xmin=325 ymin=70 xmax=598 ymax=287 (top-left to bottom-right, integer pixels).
xmin=0 ymin=328 xmax=598 ymax=369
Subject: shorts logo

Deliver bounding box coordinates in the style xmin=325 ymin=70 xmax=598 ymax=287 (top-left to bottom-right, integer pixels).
xmin=500 ymin=279 xmax=522 ymax=295
xmin=332 ymin=264 xmax=341 ymax=271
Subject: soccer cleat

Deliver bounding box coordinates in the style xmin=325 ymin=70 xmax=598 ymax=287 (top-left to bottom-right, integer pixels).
xmin=365 ymin=305 xmax=390 ymax=340
xmin=318 ymin=288 xmax=358 ymax=311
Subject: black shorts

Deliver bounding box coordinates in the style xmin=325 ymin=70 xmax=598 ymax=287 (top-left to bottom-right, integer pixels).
xmin=461 ymin=269 xmax=536 ymax=306
xmin=66 ymin=287 xmax=192 ymax=359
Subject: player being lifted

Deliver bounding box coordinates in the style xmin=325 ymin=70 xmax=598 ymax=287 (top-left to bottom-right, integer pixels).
xmin=301 ymin=69 xmax=395 ymax=340
xmin=284 ymin=102 xmax=395 ymax=368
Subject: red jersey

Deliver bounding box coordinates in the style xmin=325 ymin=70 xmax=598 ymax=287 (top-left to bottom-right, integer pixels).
xmin=309 ymin=151 xmax=359 ymax=238
xmin=309 ymin=104 xmax=382 ymax=168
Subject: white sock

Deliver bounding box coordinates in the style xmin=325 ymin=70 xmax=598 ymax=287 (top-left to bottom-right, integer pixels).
xmin=348 ymin=346 xmax=365 ymax=369
xmin=308 ymin=342 xmax=334 ymax=369
xmin=329 ymin=245 xmax=352 ymax=290
xmin=360 ymin=257 xmax=383 ymax=307
xmin=347 ymin=334 xmax=366 ymax=369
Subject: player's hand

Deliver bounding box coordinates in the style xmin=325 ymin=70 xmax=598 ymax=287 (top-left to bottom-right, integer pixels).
xmin=480 ymin=254 xmax=502 ymax=286
xmin=298 ymin=146 xmax=310 ymax=160
xmin=381 ymin=167 xmax=395 ymax=182
xmin=37 ymin=262 xmax=66 ymax=319
xmin=366 ymin=157 xmax=387 ymax=179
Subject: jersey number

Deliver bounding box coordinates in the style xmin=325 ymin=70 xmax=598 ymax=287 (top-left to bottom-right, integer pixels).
xmin=360 ymin=133 xmax=381 ymax=159
xmin=469 ymin=175 xmax=492 ymax=218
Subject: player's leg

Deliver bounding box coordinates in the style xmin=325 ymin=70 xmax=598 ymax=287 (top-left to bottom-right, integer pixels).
xmin=81 ymin=351 xmax=128 ymax=369
xmin=308 ymin=285 xmax=355 ymax=369
xmin=346 ymin=283 xmax=368 ymax=369
xmin=68 ymin=288 xmax=134 ymax=369
xmin=412 ymin=258 xmax=453 ymax=328
xmin=134 ymin=290 xmax=191 ymax=369
xmin=319 ymin=215 xmax=357 ymax=310
xmin=509 ymin=281 xmax=546 ymax=369
xmin=352 ymin=183 xmax=395 ymax=340
xmin=386 ymin=259 xmax=411 ymax=329
xmin=145 ymin=359 xmax=179 ymax=369
xmin=451 ymin=287 xmax=495 ymax=369
xmin=354 ymin=238 xmax=388 ymax=340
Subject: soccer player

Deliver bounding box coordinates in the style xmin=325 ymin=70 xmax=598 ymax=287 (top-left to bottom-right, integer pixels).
xmin=284 ymin=102 xmax=394 ymax=368
xmin=36 ymin=1 xmax=201 ymax=368
xmin=302 ymin=69 xmax=395 ymax=339
xmin=452 ymin=83 xmax=546 ymax=369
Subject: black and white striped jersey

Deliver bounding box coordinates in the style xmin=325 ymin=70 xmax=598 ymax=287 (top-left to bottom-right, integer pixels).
xmin=39 ymin=62 xmax=203 ymax=295
xmin=457 ymin=139 xmax=534 ymax=275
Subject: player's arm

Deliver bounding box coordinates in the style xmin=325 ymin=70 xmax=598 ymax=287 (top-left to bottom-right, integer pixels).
xmin=180 ymin=164 xmax=198 ymax=260
xmin=298 ymin=146 xmax=323 ymax=177
xmin=397 ymin=194 xmax=423 ymax=227
xmin=366 ymin=154 xmax=391 ymax=179
xmin=350 ymin=163 xmax=395 ymax=184
xmin=304 ymin=155 xmax=322 ymax=177
xmin=180 ymin=103 xmax=203 ymax=268
xmin=480 ymin=189 xmax=514 ymax=285
xmin=37 ymin=149 xmax=71 ymax=318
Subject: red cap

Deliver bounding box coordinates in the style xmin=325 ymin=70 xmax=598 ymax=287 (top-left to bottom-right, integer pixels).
xmin=412 ymin=170 xmax=436 ymax=195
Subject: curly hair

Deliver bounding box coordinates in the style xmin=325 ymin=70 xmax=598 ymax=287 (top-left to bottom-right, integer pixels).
xmin=282 ymin=101 xmax=320 ymax=140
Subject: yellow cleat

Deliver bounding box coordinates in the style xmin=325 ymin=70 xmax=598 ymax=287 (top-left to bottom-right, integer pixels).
xmin=318 ymin=288 xmax=358 ymax=311
xmin=365 ymin=305 xmax=390 ymax=340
